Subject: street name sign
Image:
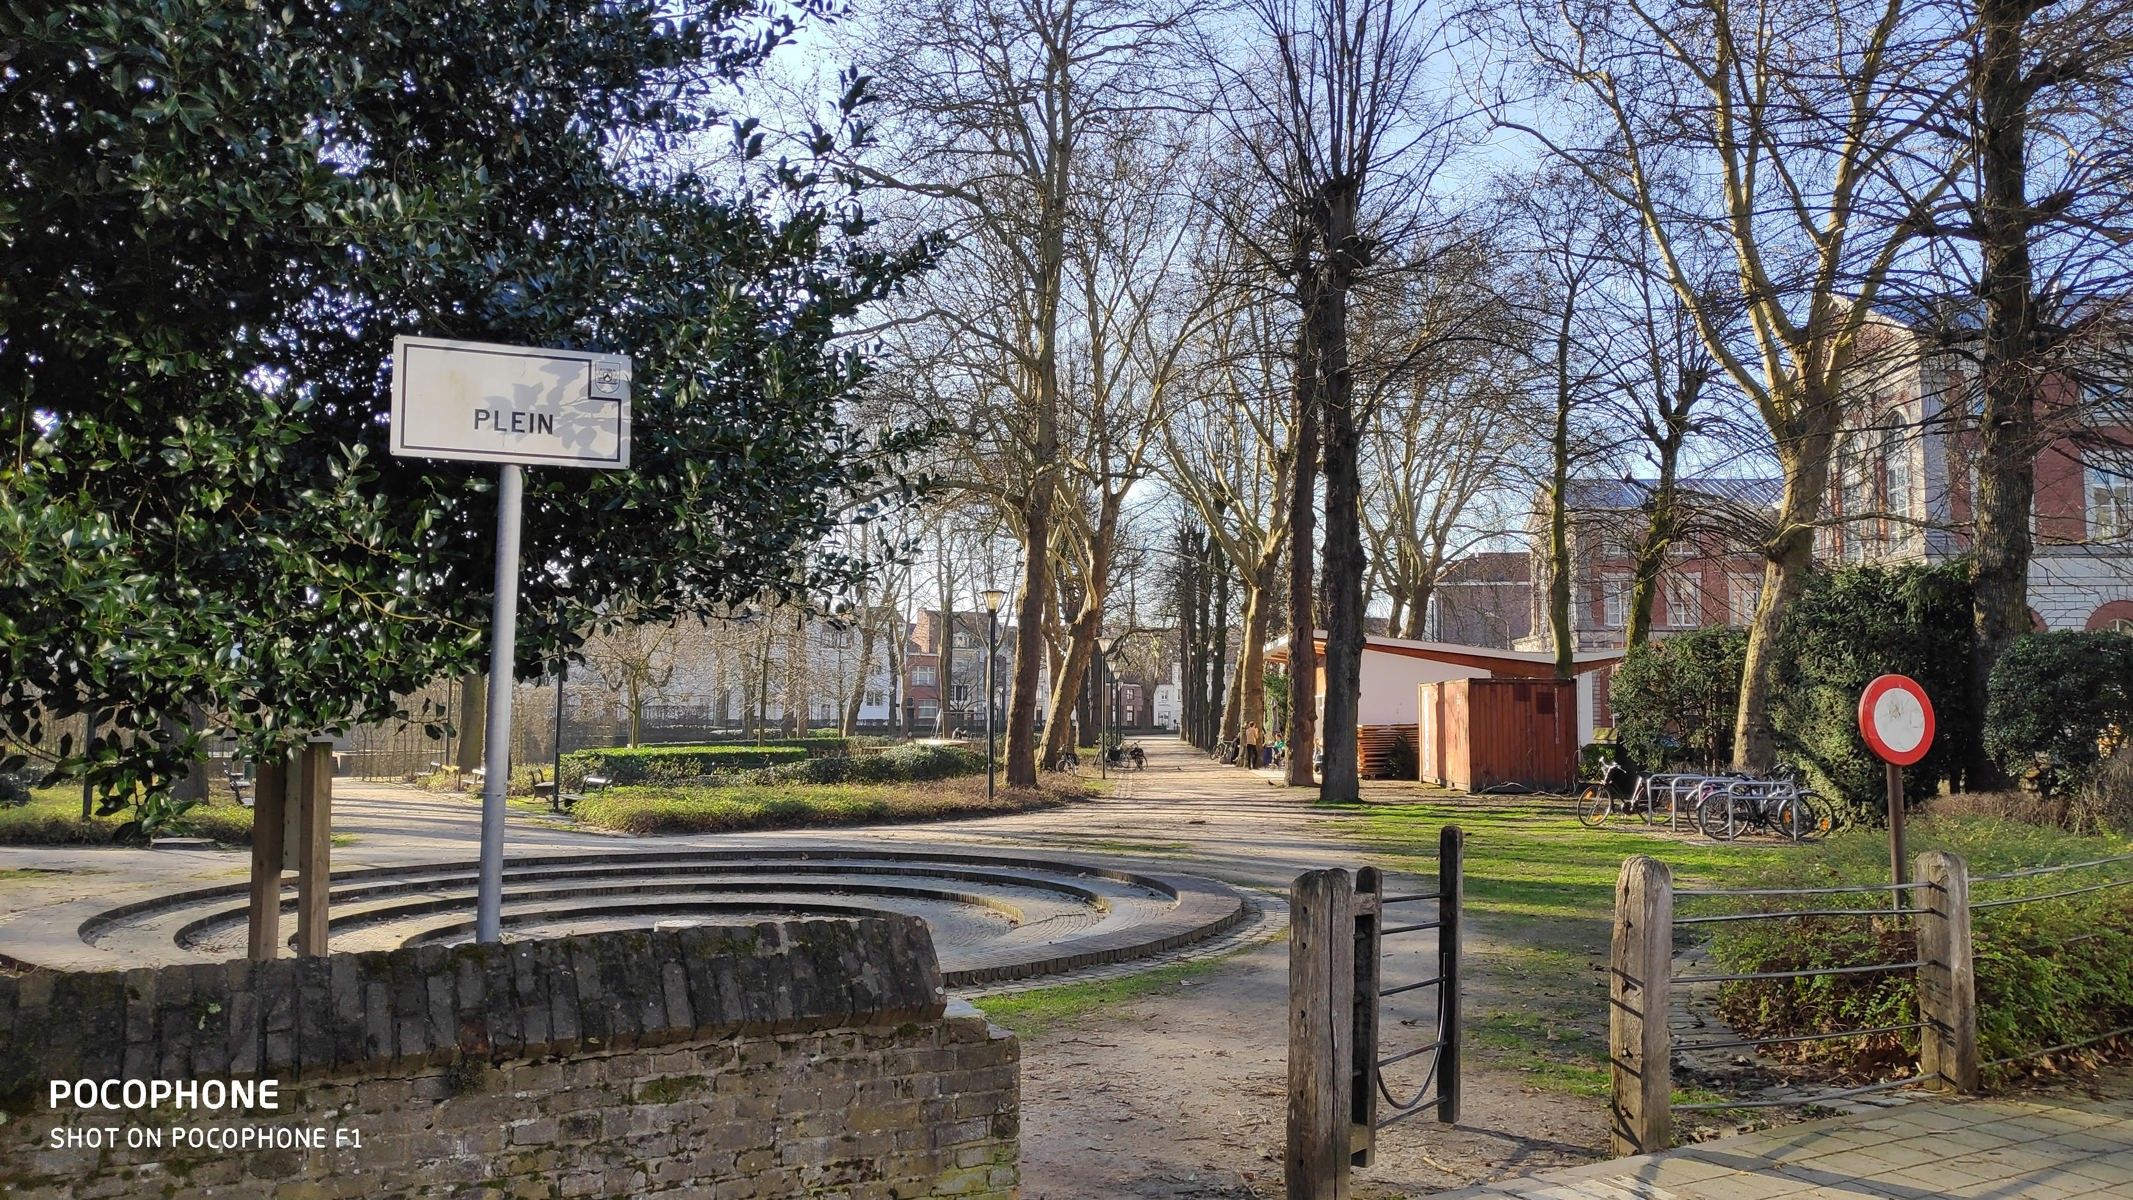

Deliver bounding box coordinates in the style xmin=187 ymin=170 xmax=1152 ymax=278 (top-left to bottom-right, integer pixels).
xmin=391 ymin=335 xmax=631 ymax=468
xmin=388 ymin=333 xmax=637 ymax=942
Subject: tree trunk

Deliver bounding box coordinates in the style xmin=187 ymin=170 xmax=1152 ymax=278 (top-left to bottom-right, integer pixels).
xmin=1285 ymin=294 xmax=1321 ymax=788
xmin=1400 ymin=577 xmax=1433 ymax=641
xmin=1043 ymin=605 xmax=1103 ymax=765
xmin=627 ymin=680 xmax=643 ymax=747
xmin=1209 ymin=554 xmax=1231 ymax=747
xmin=1732 ymin=415 xmax=1839 ymax=770
xmin=888 ymin=623 xmax=904 ymax=739
xmin=1231 ymin=548 xmax=1280 ymax=739
xmin=1967 ymin=0 xmax=2037 ymax=790
xmin=1318 ymin=241 xmax=1364 ymax=803
xmin=1627 ymin=422 xmax=1685 ymax=648
xmin=1547 ymin=382 xmax=1575 ymax=678
xmin=843 ymin=624 xmax=878 ymax=737
xmin=455 ymin=672 xmax=486 ymax=771
xmin=1005 ymin=517 xmax=1051 ymax=784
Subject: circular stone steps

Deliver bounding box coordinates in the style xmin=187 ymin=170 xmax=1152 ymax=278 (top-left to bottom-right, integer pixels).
xmin=75 ymin=848 xmax=1253 ymax=987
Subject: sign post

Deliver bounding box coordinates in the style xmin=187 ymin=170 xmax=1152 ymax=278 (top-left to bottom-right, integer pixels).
xmin=1858 ymin=674 xmax=1936 ymax=907
xmin=391 ymin=335 xmax=631 ymax=942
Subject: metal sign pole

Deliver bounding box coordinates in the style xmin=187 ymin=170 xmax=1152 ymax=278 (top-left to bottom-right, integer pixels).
xmin=476 ymin=462 xmax=524 ymax=942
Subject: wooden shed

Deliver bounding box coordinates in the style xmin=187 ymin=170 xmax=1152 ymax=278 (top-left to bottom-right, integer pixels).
xmin=1418 ymin=677 xmax=1579 ymax=793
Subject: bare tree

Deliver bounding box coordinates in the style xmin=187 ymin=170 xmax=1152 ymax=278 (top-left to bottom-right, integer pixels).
xmin=581 ymin=621 xmax=681 ymax=747
xmin=845 ymin=0 xmax=1199 ymax=786
xmin=1489 ymin=0 xmax=1968 ymax=768
xmin=1162 ymin=280 xmax=1295 ymax=749
xmin=1213 ymin=0 xmax=1456 ymax=798
xmin=1929 ymin=0 xmax=2133 ymax=778
xmin=1353 ymin=227 xmax=1532 ymax=640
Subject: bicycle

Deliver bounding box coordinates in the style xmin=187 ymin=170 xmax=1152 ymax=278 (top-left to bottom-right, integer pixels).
xmin=1695 ymin=772 xmax=1835 ymax=842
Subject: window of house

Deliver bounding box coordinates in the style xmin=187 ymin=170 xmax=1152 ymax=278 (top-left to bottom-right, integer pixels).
xmin=915 ymin=701 xmax=938 ymax=719
xmin=823 ymin=627 xmax=854 ymax=649
xmin=1728 ymin=574 xmax=1762 ymax=626
xmin=1665 ymin=575 xmax=1701 ymax=628
xmin=2087 ymin=452 xmax=2133 ymax=542
xmin=817 ymin=703 xmax=835 ymax=722
xmin=952 ymin=683 xmax=970 ymax=704
xmin=1837 ymin=433 xmax=1871 ymax=560
xmin=1600 ymin=574 xmax=1630 ymax=629
xmin=953 ymin=630 xmax=979 ymax=650
xmin=1881 ymin=412 xmax=1912 ymax=529
xmin=912 ymin=666 xmax=937 ymax=688
xmin=865 ymin=690 xmax=885 ymax=707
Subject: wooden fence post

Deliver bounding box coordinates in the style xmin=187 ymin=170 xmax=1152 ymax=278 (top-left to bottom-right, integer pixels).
xmin=294 ymin=740 xmax=334 ymax=957
xmin=1288 ymin=868 xmax=1355 ymax=1200
xmin=246 ymin=753 xmax=288 ymax=962
xmin=1916 ymin=849 xmax=1979 ymax=1093
xmin=1610 ymin=855 xmax=1673 ymax=1157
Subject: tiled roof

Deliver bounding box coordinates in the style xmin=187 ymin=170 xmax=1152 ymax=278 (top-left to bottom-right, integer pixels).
xmin=1564 ymin=475 xmax=1783 ymax=512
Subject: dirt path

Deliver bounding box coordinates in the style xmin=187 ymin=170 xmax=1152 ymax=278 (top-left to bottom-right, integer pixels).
xmin=954 ymin=741 xmax=1611 ymax=1199
xmin=1014 ymin=936 xmax=1605 ymax=1199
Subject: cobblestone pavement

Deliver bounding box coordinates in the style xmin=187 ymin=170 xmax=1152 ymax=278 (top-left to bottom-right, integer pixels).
xmin=1433 ymin=1077 xmax=2133 ymax=1199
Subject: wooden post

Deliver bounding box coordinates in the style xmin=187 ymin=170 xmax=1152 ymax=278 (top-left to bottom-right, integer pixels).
xmin=1288 ymin=869 xmax=1355 ymax=1200
xmin=1916 ymin=850 xmax=1979 ymax=1093
xmin=294 ymin=740 xmax=333 ymax=957
xmin=246 ymin=753 xmax=288 ymax=962
xmin=1609 ymin=855 xmax=1673 ymax=1157
xmin=1351 ymin=867 xmax=1381 ymax=1166
xmin=1887 ymin=761 xmax=1909 ymax=907
xmin=1438 ymin=825 xmax=1463 ymax=1126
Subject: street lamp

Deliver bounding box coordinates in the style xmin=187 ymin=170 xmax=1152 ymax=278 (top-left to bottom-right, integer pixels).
xmin=982 ymin=588 xmax=1007 ymax=799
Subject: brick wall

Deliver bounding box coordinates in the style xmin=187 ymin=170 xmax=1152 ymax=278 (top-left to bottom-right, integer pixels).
xmin=0 ymin=917 xmax=1018 ymax=1199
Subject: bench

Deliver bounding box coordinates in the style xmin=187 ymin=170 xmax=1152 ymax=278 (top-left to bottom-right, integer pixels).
xmin=227 ymin=768 xmax=254 ymax=808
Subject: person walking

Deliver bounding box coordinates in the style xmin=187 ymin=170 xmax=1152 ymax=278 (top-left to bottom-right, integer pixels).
xmin=1243 ymin=720 xmax=1263 ymax=770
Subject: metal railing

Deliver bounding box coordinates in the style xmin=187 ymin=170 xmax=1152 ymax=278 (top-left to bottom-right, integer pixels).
xmin=1668 ymin=874 xmax=1934 ymax=1115
xmin=1967 ymin=852 xmax=2133 ymax=1072
xmin=1354 ymin=827 xmax=1464 ymax=1142
xmin=1287 ymin=826 xmax=1463 ymax=1199
xmin=1611 ymin=846 xmax=2133 ymax=1153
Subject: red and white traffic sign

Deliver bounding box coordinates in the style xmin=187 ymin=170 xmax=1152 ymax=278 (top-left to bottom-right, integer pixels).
xmin=1858 ymin=674 xmax=1936 ymax=766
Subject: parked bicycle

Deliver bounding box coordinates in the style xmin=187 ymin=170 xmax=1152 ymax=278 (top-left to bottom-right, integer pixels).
xmin=1105 ymin=741 xmax=1146 ymax=770
xmin=1695 ymin=770 xmax=1836 ymax=842
xmin=1579 ymin=762 xmax=1838 ymax=843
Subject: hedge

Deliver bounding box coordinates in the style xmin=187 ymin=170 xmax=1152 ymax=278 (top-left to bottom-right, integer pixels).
xmin=1610 ymin=627 xmax=1747 ymax=771
xmin=1769 ymin=562 xmax=1978 ymax=814
xmin=1984 ymin=630 xmax=2133 ymax=796
xmin=559 ymin=743 xmax=812 ymax=787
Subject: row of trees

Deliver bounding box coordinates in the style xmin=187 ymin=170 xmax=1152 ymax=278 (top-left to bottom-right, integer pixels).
xmin=833 ymin=0 xmax=2133 ymax=794
xmin=9 ymin=0 xmax=2129 ymax=803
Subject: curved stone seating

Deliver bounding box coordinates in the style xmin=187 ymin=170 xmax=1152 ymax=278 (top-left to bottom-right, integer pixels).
xmin=75 ymin=848 xmax=1252 ymax=987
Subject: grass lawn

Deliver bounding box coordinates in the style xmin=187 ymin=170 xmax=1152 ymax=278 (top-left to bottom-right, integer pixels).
xmin=564 ymin=771 xmax=1096 ymax=836
xmin=0 ymin=786 xmax=289 ymax=846
xmin=973 ymin=950 xmax=1253 ymax=1038
xmin=1328 ymin=792 xmax=1793 ymax=1107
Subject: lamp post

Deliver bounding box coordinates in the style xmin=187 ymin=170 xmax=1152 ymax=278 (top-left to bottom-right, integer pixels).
xmin=983 ymin=588 xmax=1006 ymax=799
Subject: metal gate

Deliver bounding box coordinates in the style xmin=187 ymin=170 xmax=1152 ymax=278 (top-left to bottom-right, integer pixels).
xmin=1288 ymin=826 xmax=1463 ymax=1198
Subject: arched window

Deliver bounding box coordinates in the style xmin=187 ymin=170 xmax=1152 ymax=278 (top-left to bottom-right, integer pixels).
xmin=2085 ymin=600 xmax=2133 ymax=633
xmin=1881 ymin=409 xmax=1911 ymax=532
